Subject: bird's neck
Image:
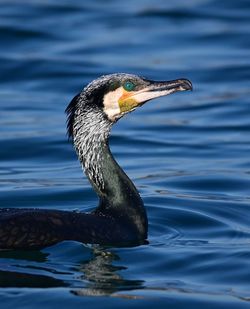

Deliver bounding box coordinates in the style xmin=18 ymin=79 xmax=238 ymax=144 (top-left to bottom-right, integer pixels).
xmin=73 ymin=108 xmax=111 ymax=193
xmin=73 ymin=108 xmax=147 ymax=238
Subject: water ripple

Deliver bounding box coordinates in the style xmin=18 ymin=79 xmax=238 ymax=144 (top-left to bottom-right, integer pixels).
xmin=0 ymin=0 xmax=250 ymax=308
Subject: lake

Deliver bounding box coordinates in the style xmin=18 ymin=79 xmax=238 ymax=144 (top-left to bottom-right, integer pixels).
xmin=0 ymin=0 xmax=250 ymax=308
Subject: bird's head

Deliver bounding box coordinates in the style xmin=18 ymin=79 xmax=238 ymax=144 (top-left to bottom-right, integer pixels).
xmin=86 ymin=73 xmax=192 ymax=122
xmin=66 ymin=73 xmax=192 ymax=137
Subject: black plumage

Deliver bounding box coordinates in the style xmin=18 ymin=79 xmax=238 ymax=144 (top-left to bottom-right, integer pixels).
xmin=0 ymin=73 xmax=192 ymax=249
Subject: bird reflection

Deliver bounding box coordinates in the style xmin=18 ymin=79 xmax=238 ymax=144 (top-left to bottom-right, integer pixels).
xmin=72 ymin=246 xmax=144 ymax=297
xmin=0 ymin=249 xmax=66 ymax=288
xmin=0 ymin=245 xmax=143 ymax=297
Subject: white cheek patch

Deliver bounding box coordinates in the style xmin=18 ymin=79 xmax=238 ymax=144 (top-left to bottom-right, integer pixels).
xmin=103 ymin=86 xmax=179 ymax=121
xmin=103 ymin=87 xmax=123 ymax=121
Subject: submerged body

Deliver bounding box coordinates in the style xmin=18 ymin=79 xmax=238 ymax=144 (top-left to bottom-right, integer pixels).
xmin=0 ymin=73 xmax=192 ymax=249
xmin=0 ymin=208 xmax=144 ymax=249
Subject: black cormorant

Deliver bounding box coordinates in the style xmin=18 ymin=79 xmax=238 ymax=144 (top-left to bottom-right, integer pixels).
xmin=0 ymin=73 xmax=192 ymax=249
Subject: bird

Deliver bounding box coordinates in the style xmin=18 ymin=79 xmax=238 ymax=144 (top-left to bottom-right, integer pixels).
xmin=0 ymin=73 xmax=192 ymax=250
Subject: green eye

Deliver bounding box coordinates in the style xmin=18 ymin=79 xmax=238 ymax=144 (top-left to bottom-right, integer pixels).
xmin=123 ymin=81 xmax=135 ymax=92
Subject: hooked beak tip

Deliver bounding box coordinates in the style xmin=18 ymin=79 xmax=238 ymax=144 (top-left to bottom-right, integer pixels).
xmin=179 ymin=79 xmax=193 ymax=91
xmin=147 ymin=78 xmax=193 ymax=94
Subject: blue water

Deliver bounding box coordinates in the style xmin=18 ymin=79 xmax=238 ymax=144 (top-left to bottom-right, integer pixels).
xmin=0 ymin=0 xmax=250 ymax=308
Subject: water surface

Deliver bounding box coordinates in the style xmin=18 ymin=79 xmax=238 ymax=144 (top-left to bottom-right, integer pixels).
xmin=0 ymin=0 xmax=250 ymax=308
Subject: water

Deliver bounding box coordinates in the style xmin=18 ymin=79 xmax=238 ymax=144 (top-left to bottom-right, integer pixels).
xmin=0 ymin=0 xmax=250 ymax=307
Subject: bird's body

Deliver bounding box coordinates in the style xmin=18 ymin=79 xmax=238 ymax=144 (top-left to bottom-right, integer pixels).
xmin=0 ymin=73 xmax=192 ymax=249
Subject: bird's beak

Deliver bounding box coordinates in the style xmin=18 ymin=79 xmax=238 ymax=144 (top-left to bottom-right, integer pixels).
xmin=133 ymin=78 xmax=192 ymax=104
xmin=119 ymin=79 xmax=192 ymax=113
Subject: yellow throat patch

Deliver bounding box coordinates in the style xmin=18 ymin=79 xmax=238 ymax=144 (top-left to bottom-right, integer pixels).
xmin=118 ymin=90 xmax=138 ymax=113
xmin=103 ymin=87 xmax=139 ymax=121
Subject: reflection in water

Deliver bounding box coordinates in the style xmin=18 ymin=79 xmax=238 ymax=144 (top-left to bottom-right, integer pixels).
xmin=0 ymin=270 xmax=66 ymax=288
xmin=0 ymin=246 xmax=143 ymax=295
xmin=0 ymin=249 xmax=65 ymax=288
xmin=0 ymin=249 xmax=48 ymax=262
xmin=73 ymin=246 xmax=144 ymax=297
xmin=0 ymin=245 xmax=250 ymax=302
